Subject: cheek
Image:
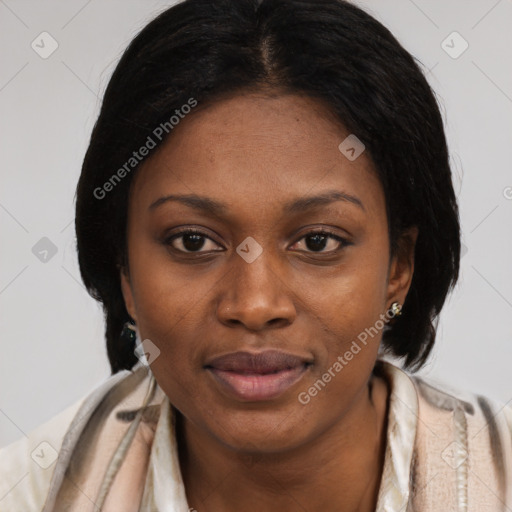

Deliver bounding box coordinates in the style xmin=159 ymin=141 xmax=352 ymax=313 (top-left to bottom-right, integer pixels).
xmin=300 ymin=285 xmax=386 ymax=416
xmin=303 ymin=245 xmax=389 ymax=383
xmin=135 ymin=305 xmax=202 ymax=416
xmin=128 ymin=236 xmax=195 ymax=327
xmin=315 ymin=252 xmax=389 ymax=338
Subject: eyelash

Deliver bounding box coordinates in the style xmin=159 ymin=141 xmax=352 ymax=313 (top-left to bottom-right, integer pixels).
xmin=164 ymin=228 xmax=349 ymax=255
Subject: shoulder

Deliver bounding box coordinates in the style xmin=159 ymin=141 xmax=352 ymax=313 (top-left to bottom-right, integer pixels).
xmin=0 ymin=367 xmax=139 ymax=512
xmin=381 ymin=360 xmax=512 ymax=510
xmin=0 ymin=398 xmax=85 ymax=512
xmin=379 ymin=358 xmax=512 ymax=438
xmin=410 ymin=369 xmax=512 ymax=444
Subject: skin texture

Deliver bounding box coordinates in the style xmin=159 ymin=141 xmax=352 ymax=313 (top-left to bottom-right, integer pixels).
xmin=120 ymin=91 xmax=417 ymax=511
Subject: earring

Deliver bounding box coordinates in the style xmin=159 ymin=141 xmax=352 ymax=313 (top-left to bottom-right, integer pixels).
xmin=121 ymin=321 xmax=137 ymax=343
xmin=390 ymin=301 xmax=402 ymax=317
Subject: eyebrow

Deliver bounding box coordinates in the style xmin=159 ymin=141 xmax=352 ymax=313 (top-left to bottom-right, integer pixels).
xmin=148 ymin=190 xmax=365 ymax=215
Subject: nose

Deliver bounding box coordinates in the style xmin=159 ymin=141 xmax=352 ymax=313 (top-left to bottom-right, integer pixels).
xmin=216 ymin=249 xmax=297 ymax=331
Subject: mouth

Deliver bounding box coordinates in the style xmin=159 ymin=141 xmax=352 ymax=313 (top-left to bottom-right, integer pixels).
xmin=204 ymin=350 xmax=313 ymax=402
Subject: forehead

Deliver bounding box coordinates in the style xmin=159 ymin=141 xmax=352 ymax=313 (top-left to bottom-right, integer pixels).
xmin=129 ymin=92 xmax=384 ymax=220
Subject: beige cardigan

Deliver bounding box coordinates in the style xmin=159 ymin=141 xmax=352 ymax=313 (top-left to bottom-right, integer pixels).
xmin=1 ymin=360 xmax=511 ymax=511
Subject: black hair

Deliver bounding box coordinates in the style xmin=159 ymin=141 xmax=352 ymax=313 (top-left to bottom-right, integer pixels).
xmin=75 ymin=0 xmax=460 ymax=374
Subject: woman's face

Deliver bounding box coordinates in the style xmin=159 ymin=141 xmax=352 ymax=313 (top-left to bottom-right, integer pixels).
xmin=120 ymin=92 xmax=415 ymax=452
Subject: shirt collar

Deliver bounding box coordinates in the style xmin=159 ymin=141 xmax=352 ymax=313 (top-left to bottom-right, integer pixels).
xmin=142 ymin=359 xmax=419 ymax=511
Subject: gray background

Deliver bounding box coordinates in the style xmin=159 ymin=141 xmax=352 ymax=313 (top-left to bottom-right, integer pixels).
xmin=1 ymin=0 xmax=511 ymax=447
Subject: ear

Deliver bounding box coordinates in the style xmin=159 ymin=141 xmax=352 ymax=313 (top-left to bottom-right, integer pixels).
xmin=385 ymin=226 xmax=418 ymax=306
xmin=119 ymin=266 xmax=137 ymax=322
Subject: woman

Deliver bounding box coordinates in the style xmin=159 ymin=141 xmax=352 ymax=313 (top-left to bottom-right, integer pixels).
xmin=1 ymin=0 xmax=511 ymax=510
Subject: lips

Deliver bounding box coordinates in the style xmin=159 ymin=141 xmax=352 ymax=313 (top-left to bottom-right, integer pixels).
xmin=204 ymin=350 xmax=312 ymax=401
xmin=205 ymin=350 xmax=310 ymax=373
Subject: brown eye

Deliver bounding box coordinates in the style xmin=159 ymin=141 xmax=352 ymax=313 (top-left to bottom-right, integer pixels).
xmin=165 ymin=229 xmax=223 ymax=253
xmin=291 ymin=230 xmax=348 ymax=253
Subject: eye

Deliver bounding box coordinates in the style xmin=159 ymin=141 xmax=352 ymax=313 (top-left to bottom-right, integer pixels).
xmin=165 ymin=228 xmax=223 ymax=253
xmin=290 ymin=230 xmax=348 ymax=253
xmin=164 ymin=227 xmax=349 ymax=255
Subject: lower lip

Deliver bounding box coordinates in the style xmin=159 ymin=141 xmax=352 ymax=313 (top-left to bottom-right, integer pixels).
xmin=207 ymin=365 xmax=309 ymax=402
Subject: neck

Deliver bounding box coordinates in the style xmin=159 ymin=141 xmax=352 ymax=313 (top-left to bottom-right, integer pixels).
xmin=177 ymin=372 xmax=389 ymax=512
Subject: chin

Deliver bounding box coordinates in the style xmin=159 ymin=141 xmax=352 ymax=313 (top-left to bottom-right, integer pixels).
xmin=200 ymin=406 xmax=313 ymax=454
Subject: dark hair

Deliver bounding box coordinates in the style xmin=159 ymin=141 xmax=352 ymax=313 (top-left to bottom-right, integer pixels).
xmin=75 ymin=0 xmax=460 ymax=374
